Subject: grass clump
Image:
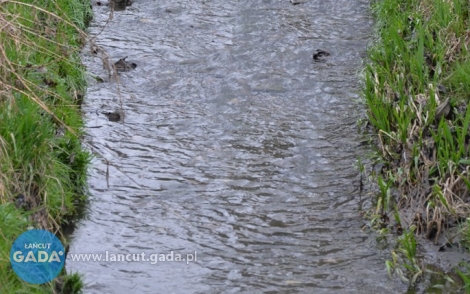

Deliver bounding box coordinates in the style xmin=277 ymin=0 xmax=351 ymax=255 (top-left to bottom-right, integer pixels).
xmin=0 ymin=0 xmax=92 ymax=293
xmin=363 ymin=0 xmax=470 ymax=288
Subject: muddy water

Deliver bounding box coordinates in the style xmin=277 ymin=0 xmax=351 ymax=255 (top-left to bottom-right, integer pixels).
xmin=68 ymin=0 xmax=404 ymax=293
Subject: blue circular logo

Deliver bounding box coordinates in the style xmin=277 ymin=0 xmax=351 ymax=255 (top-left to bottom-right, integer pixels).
xmin=10 ymin=229 xmax=65 ymax=284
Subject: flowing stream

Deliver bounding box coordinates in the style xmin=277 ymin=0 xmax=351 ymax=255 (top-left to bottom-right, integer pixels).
xmin=68 ymin=0 xmax=405 ymax=292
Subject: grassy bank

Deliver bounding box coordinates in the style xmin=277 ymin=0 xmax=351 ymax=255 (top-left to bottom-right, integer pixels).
xmin=363 ymin=0 xmax=470 ymax=287
xmin=0 ymin=0 xmax=91 ymax=293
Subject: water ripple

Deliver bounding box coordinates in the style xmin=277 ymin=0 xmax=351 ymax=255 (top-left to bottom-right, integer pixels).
xmin=69 ymin=1 xmax=404 ymax=293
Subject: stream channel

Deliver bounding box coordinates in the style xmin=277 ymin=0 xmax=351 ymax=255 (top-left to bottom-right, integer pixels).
xmin=68 ymin=0 xmax=408 ymax=293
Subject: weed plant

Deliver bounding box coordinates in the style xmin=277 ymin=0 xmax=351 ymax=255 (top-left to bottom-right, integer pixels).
xmin=0 ymin=0 xmax=91 ymax=292
xmin=364 ymin=0 xmax=470 ymax=288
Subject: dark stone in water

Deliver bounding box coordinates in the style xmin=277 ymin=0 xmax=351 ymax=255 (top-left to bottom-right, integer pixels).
xmin=93 ymin=0 xmax=134 ymax=8
xmin=112 ymin=0 xmax=133 ymax=6
xmin=290 ymin=0 xmax=308 ymax=4
xmin=93 ymin=0 xmax=132 ymax=10
xmin=313 ymin=49 xmax=330 ymax=61
xmin=114 ymin=56 xmax=137 ymax=72
xmin=102 ymin=111 xmax=123 ymax=122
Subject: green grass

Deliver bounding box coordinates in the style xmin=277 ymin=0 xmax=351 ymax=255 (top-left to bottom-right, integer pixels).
xmin=0 ymin=0 xmax=92 ymax=293
xmin=363 ymin=0 xmax=470 ymax=289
